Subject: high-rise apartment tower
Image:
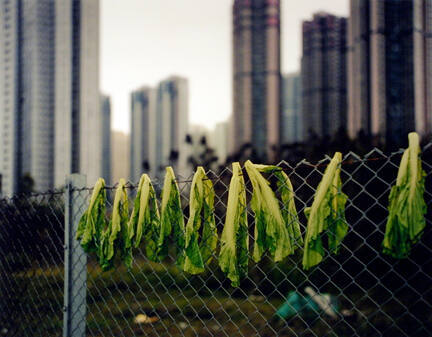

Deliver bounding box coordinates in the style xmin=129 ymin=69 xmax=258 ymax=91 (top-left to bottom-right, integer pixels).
xmin=231 ymin=0 xmax=281 ymax=160
xmin=301 ymin=12 xmax=348 ymax=140
xmin=348 ymin=0 xmax=432 ymax=145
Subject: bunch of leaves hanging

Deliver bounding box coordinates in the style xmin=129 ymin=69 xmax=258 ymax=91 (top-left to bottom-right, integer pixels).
xmin=127 ymin=174 xmax=160 ymax=262
xmin=157 ymin=167 xmax=186 ymax=266
xmin=76 ymin=178 xmax=107 ymax=254
xmin=383 ymin=132 xmax=427 ymax=258
xmin=244 ymin=160 xmax=301 ymax=263
xmin=259 ymin=164 xmax=303 ymax=251
xmin=302 ymin=152 xmax=348 ymax=270
xmin=219 ymin=162 xmax=249 ymax=287
xmin=99 ymin=179 xmax=131 ymax=271
xmin=183 ymin=167 xmax=218 ymax=274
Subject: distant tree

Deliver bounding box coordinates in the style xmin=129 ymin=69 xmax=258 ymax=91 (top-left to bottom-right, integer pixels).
xmin=18 ymin=173 xmax=35 ymax=195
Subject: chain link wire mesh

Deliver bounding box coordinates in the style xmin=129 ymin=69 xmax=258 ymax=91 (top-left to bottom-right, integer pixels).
xmin=0 ymin=191 xmax=65 ymax=336
xmin=1 ymin=144 xmax=432 ymax=336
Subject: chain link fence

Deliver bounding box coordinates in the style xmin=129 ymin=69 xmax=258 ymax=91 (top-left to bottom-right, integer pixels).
xmin=1 ymin=144 xmax=432 ymax=336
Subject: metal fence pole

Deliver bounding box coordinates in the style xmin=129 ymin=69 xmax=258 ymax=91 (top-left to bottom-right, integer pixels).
xmin=63 ymin=174 xmax=87 ymax=337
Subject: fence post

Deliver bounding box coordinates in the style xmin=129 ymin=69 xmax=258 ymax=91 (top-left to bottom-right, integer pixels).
xmin=63 ymin=174 xmax=87 ymax=337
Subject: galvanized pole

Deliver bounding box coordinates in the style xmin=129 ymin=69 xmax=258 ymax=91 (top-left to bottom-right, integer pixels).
xmin=63 ymin=174 xmax=87 ymax=337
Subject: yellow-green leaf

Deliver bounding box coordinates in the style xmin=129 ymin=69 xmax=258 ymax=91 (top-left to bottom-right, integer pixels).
xmin=183 ymin=167 xmax=218 ymax=274
xmin=76 ymin=178 xmax=106 ymax=254
xmin=244 ymin=160 xmax=295 ymax=263
xmin=383 ymin=132 xmax=427 ymax=258
xmin=302 ymin=152 xmax=348 ymax=270
xmin=128 ymin=174 xmax=160 ymax=262
xmin=157 ymin=167 xmax=185 ymax=266
xmin=219 ymin=162 xmax=248 ymax=287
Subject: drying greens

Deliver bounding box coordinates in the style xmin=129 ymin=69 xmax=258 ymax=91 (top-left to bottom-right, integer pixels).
xmin=76 ymin=178 xmax=107 ymax=254
xmin=127 ymin=174 xmax=160 ymax=262
xmin=157 ymin=167 xmax=186 ymax=266
xmin=383 ymin=132 xmax=427 ymax=258
xmin=219 ymin=162 xmax=249 ymax=287
xmin=76 ymin=134 xmax=427 ymax=277
xmin=302 ymin=152 xmax=348 ymax=270
xmin=99 ymin=179 xmax=131 ymax=271
xmin=245 ymin=160 xmax=300 ymax=263
xmin=260 ymin=165 xmax=303 ymax=251
xmin=183 ymin=167 xmax=218 ymax=274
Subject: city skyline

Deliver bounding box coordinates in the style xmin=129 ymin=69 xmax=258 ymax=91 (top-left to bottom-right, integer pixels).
xmin=100 ymin=0 xmax=348 ymax=133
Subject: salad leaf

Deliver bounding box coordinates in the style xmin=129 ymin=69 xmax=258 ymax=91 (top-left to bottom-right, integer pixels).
xmin=302 ymin=152 xmax=348 ymax=270
xmin=157 ymin=167 xmax=186 ymax=266
xmin=128 ymin=174 xmax=160 ymax=262
xmin=76 ymin=178 xmax=106 ymax=254
xmin=258 ymin=165 xmax=303 ymax=251
xmin=99 ymin=178 xmax=131 ymax=271
xmin=219 ymin=162 xmax=249 ymax=287
xmin=244 ymin=160 xmax=296 ymax=263
xmin=183 ymin=167 xmax=218 ymax=274
xmin=383 ymin=132 xmax=427 ymax=258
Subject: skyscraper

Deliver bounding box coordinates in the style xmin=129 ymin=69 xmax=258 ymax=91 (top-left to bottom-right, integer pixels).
xmin=348 ymin=0 xmax=432 ymax=145
xmin=101 ymin=94 xmax=111 ymax=185
xmin=210 ymin=122 xmax=229 ymax=164
xmin=55 ymin=0 xmax=101 ymax=186
xmin=112 ymin=130 xmax=129 ymax=184
xmin=301 ymin=12 xmax=348 ymax=140
xmin=130 ymin=86 xmax=156 ymax=182
xmin=155 ymin=76 xmax=189 ymax=180
xmin=0 ymin=0 xmax=100 ymax=196
xmin=281 ymin=73 xmax=303 ymax=144
xmin=129 ymin=77 xmax=189 ymax=182
xmin=0 ymin=0 xmax=55 ymax=195
xmin=231 ymin=0 xmax=281 ymax=160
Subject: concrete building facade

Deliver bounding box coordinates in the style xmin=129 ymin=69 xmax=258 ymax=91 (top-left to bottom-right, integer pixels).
xmin=281 ymin=73 xmax=303 ymax=144
xmin=0 ymin=0 xmax=55 ymax=195
xmin=301 ymin=12 xmax=348 ymax=140
xmin=55 ymin=0 xmax=101 ymax=186
xmin=130 ymin=86 xmax=156 ymax=183
xmin=155 ymin=76 xmax=189 ymax=180
xmin=231 ymin=0 xmax=281 ymax=160
xmin=0 ymin=0 xmax=100 ymax=195
xmin=129 ymin=77 xmax=189 ymax=182
xmin=101 ymin=94 xmax=111 ymax=185
xmin=348 ymin=0 xmax=432 ymax=145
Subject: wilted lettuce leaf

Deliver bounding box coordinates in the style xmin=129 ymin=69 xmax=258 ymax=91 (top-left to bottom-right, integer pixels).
xmin=157 ymin=167 xmax=185 ymax=267
xmin=244 ymin=160 xmax=296 ymax=263
xmin=219 ymin=162 xmax=249 ymax=287
xmin=383 ymin=132 xmax=427 ymax=258
xmin=183 ymin=167 xmax=218 ymax=274
xmin=128 ymin=174 xmax=160 ymax=262
xmin=99 ymin=179 xmax=131 ymax=271
xmin=76 ymin=178 xmax=106 ymax=254
xmin=302 ymin=152 xmax=348 ymax=270
xmin=258 ymin=165 xmax=303 ymax=251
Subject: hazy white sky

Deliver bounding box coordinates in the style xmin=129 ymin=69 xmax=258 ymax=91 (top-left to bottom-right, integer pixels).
xmin=100 ymin=0 xmax=348 ymax=133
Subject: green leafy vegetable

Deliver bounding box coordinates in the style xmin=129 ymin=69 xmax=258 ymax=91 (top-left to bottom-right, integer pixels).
xmin=258 ymin=165 xmax=303 ymax=251
xmin=157 ymin=167 xmax=186 ymax=266
xmin=383 ymin=132 xmax=427 ymax=258
xmin=76 ymin=178 xmax=106 ymax=254
xmin=219 ymin=162 xmax=249 ymax=287
xmin=99 ymin=178 xmax=131 ymax=271
xmin=183 ymin=167 xmax=218 ymax=274
xmin=302 ymin=152 xmax=348 ymax=270
xmin=244 ymin=160 xmax=297 ymax=263
xmin=128 ymin=174 xmax=160 ymax=262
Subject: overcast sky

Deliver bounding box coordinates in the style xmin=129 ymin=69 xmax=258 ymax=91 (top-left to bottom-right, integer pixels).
xmin=100 ymin=0 xmax=348 ymax=133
